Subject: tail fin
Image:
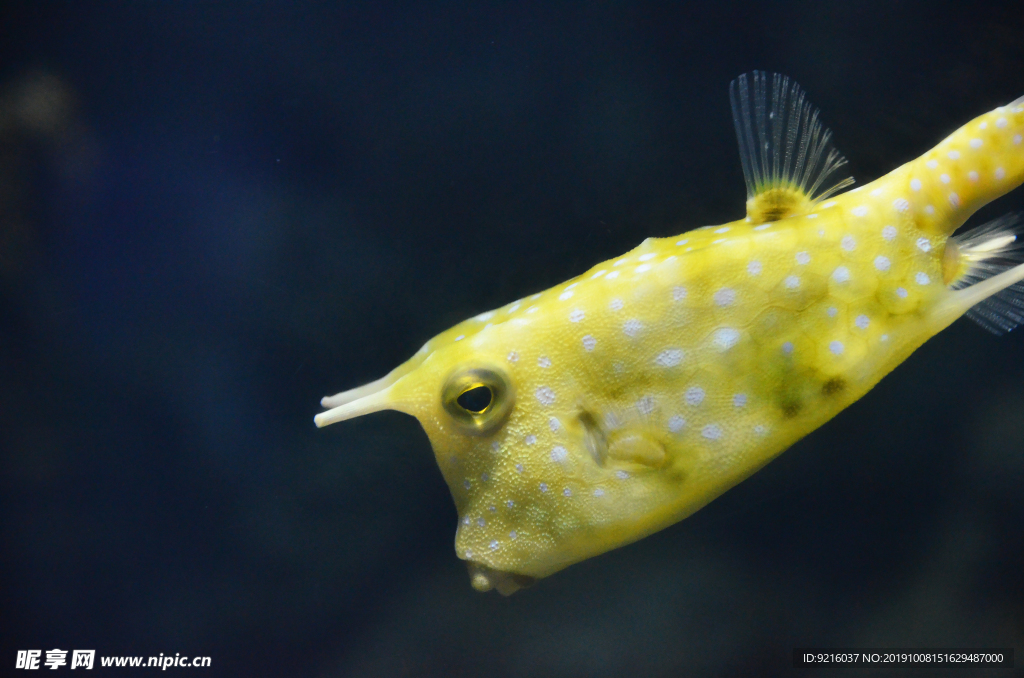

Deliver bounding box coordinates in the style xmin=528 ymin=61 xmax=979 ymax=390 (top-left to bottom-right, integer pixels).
xmin=904 ymin=96 xmax=1024 ymax=237
xmin=942 ymin=213 xmax=1024 ymax=334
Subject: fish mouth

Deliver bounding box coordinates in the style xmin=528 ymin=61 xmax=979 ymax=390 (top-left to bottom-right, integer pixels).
xmin=466 ymin=561 xmax=536 ymax=596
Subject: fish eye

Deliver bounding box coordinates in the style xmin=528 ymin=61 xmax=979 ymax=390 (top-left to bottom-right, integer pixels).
xmin=457 ymin=385 xmax=493 ymax=413
xmin=442 ymin=366 xmax=514 ymax=435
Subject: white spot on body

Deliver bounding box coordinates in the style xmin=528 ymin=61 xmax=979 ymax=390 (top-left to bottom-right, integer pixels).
xmin=910 ymin=178 xmax=922 ymax=191
xmin=639 ymin=253 xmax=657 ymax=261
xmin=893 ymin=198 xmax=910 ymax=213
xmin=615 ymin=470 xmax=629 ymax=480
xmin=715 ymin=227 xmax=731 ymax=234
xmin=549 ymin=417 xmax=561 ymax=432
xmin=948 ymin=193 xmax=960 ymax=208
xmin=896 ymin=287 xmax=908 ymax=299
xmin=995 ymin=167 xmax=1006 ymax=180
xmin=714 ymin=288 xmax=737 ymax=306
xmin=609 ymin=298 xmax=624 ymax=311
xmin=926 ymin=159 xmax=939 ymax=169
xmin=463 ymin=479 xmax=471 ymax=489
xmin=855 ymin=314 xmax=870 ymax=329
xmin=832 ymin=266 xmax=851 ymax=283
xmin=672 ymin=286 xmax=687 ymax=302
xmin=852 ymin=205 xmax=869 ymax=217
xmin=980 ymin=122 xmax=988 ymax=130
xmin=676 ymin=239 xmax=689 ymax=246
xmin=559 ymin=290 xmax=574 ymax=301
xmin=702 ymin=424 xmax=723 ymax=441
xmin=874 ymin=255 xmax=891 ymax=272
xmin=623 ymin=319 xmax=643 ymax=337
xmin=882 ymin=225 xmax=897 ymax=241
xmin=591 ymin=270 xmax=606 ymax=279
xmin=713 ymin=328 xmax=741 ymax=351
xmin=1014 ymin=134 xmax=1022 ymax=145
xmin=841 ymin=235 xmax=856 ymax=251
xmin=940 ymin=173 xmax=950 ymax=184
xmin=636 ymin=396 xmax=656 ymax=415
xmin=948 ymin=150 xmax=961 ymax=159
xmin=796 ymin=251 xmax=811 ymax=265
xmin=606 ymin=271 xmax=620 ymax=280
xmin=807 ymin=213 xmax=819 ymax=219
xmin=924 ymin=205 xmax=935 ymax=215
xmin=654 ymin=348 xmax=684 ymax=367
xmin=535 ymin=387 xmax=556 ymax=406
xmin=970 ymin=138 xmax=983 ymax=149
xmin=635 ymin=264 xmax=652 ymax=273
xmin=593 ymin=488 xmax=605 ymax=497
xmin=455 ymin=334 xmax=465 ymax=341
xmin=915 ymin=272 xmax=930 ymax=285
xmin=582 ymin=335 xmax=597 ymax=351
xmin=747 ymin=260 xmax=763 ymax=275
xmin=569 ymin=309 xmax=585 ymax=323
xmin=827 ymin=306 xmax=838 ymax=317
xmin=668 ymin=415 xmax=686 ymax=433
xmin=550 ymin=446 xmax=567 ymax=462
xmin=685 ymin=386 xmax=705 ymax=406
xmin=969 ymin=171 xmax=979 ymax=182
xmin=477 ymin=517 xmax=486 ymax=527
xmin=733 ymin=393 xmax=747 ymax=408
xmin=509 ymin=530 xmax=518 ymax=539
xmin=916 ymin=237 xmax=931 ymax=252
xmin=539 ymin=483 xmax=548 ymax=493
xmin=507 ymin=351 xmax=519 ymax=363
xmin=830 ymin=340 xmax=845 ymax=355
xmin=784 ymin=275 xmax=801 ymax=290
xmin=822 ymin=201 xmax=837 ymax=208
xmin=538 ymin=356 xmax=552 ymax=368
xmin=996 ymin=117 xmax=1008 ymax=128
xmin=782 ymin=341 xmax=794 ymax=355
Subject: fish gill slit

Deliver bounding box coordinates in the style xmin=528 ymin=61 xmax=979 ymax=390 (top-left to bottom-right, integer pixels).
xmin=578 ymin=408 xmax=609 ymax=467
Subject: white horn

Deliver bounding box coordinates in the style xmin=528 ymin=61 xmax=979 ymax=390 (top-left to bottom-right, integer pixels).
xmin=314 ymin=386 xmax=397 ymax=428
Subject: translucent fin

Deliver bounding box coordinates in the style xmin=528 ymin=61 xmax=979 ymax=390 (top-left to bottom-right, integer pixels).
xmin=948 ymin=213 xmax=1024 ymax=335
xmin=729 ymin=72 xmax=854 ymax=223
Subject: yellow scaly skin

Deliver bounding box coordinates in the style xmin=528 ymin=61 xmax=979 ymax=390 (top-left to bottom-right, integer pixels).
xmin=317 ymin=93 xmax=1024 ymax=594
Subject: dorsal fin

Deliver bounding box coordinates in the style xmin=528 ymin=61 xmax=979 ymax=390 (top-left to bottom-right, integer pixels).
xmin=729 ymin=72 xmax=854 ymax=224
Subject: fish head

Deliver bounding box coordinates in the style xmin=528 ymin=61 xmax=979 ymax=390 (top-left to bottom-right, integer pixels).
xmin=315 ymin=293 xmax=689 ymax=595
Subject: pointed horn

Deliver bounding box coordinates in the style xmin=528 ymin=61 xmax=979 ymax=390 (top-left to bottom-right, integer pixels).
xmin=320 ymin=374 xmax=396 ymax=408
xmin=314 ymin=386 xmax=397 ymax=428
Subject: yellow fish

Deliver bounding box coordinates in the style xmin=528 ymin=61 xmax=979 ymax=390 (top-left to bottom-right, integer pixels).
xmin=316 ymin=72 xmax=1024 ymax=595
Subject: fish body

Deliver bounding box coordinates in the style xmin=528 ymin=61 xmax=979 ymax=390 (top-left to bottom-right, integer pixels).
xmin=317 ymin=74 xmax=1024 ymax=594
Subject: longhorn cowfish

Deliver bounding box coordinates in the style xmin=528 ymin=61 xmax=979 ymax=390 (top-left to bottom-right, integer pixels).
xmin=316 ymin=73 xmax=1024 ymax=595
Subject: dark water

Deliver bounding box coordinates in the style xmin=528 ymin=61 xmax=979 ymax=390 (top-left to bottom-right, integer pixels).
xmin=1 ymin=2 xmax=1022 ymax=676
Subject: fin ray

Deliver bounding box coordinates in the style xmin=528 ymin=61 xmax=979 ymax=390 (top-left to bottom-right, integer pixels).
xmin=729 ymin=72 xmax=853 ymax=223
xmin=949 ymin=213 xmax=1024 ymax=335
